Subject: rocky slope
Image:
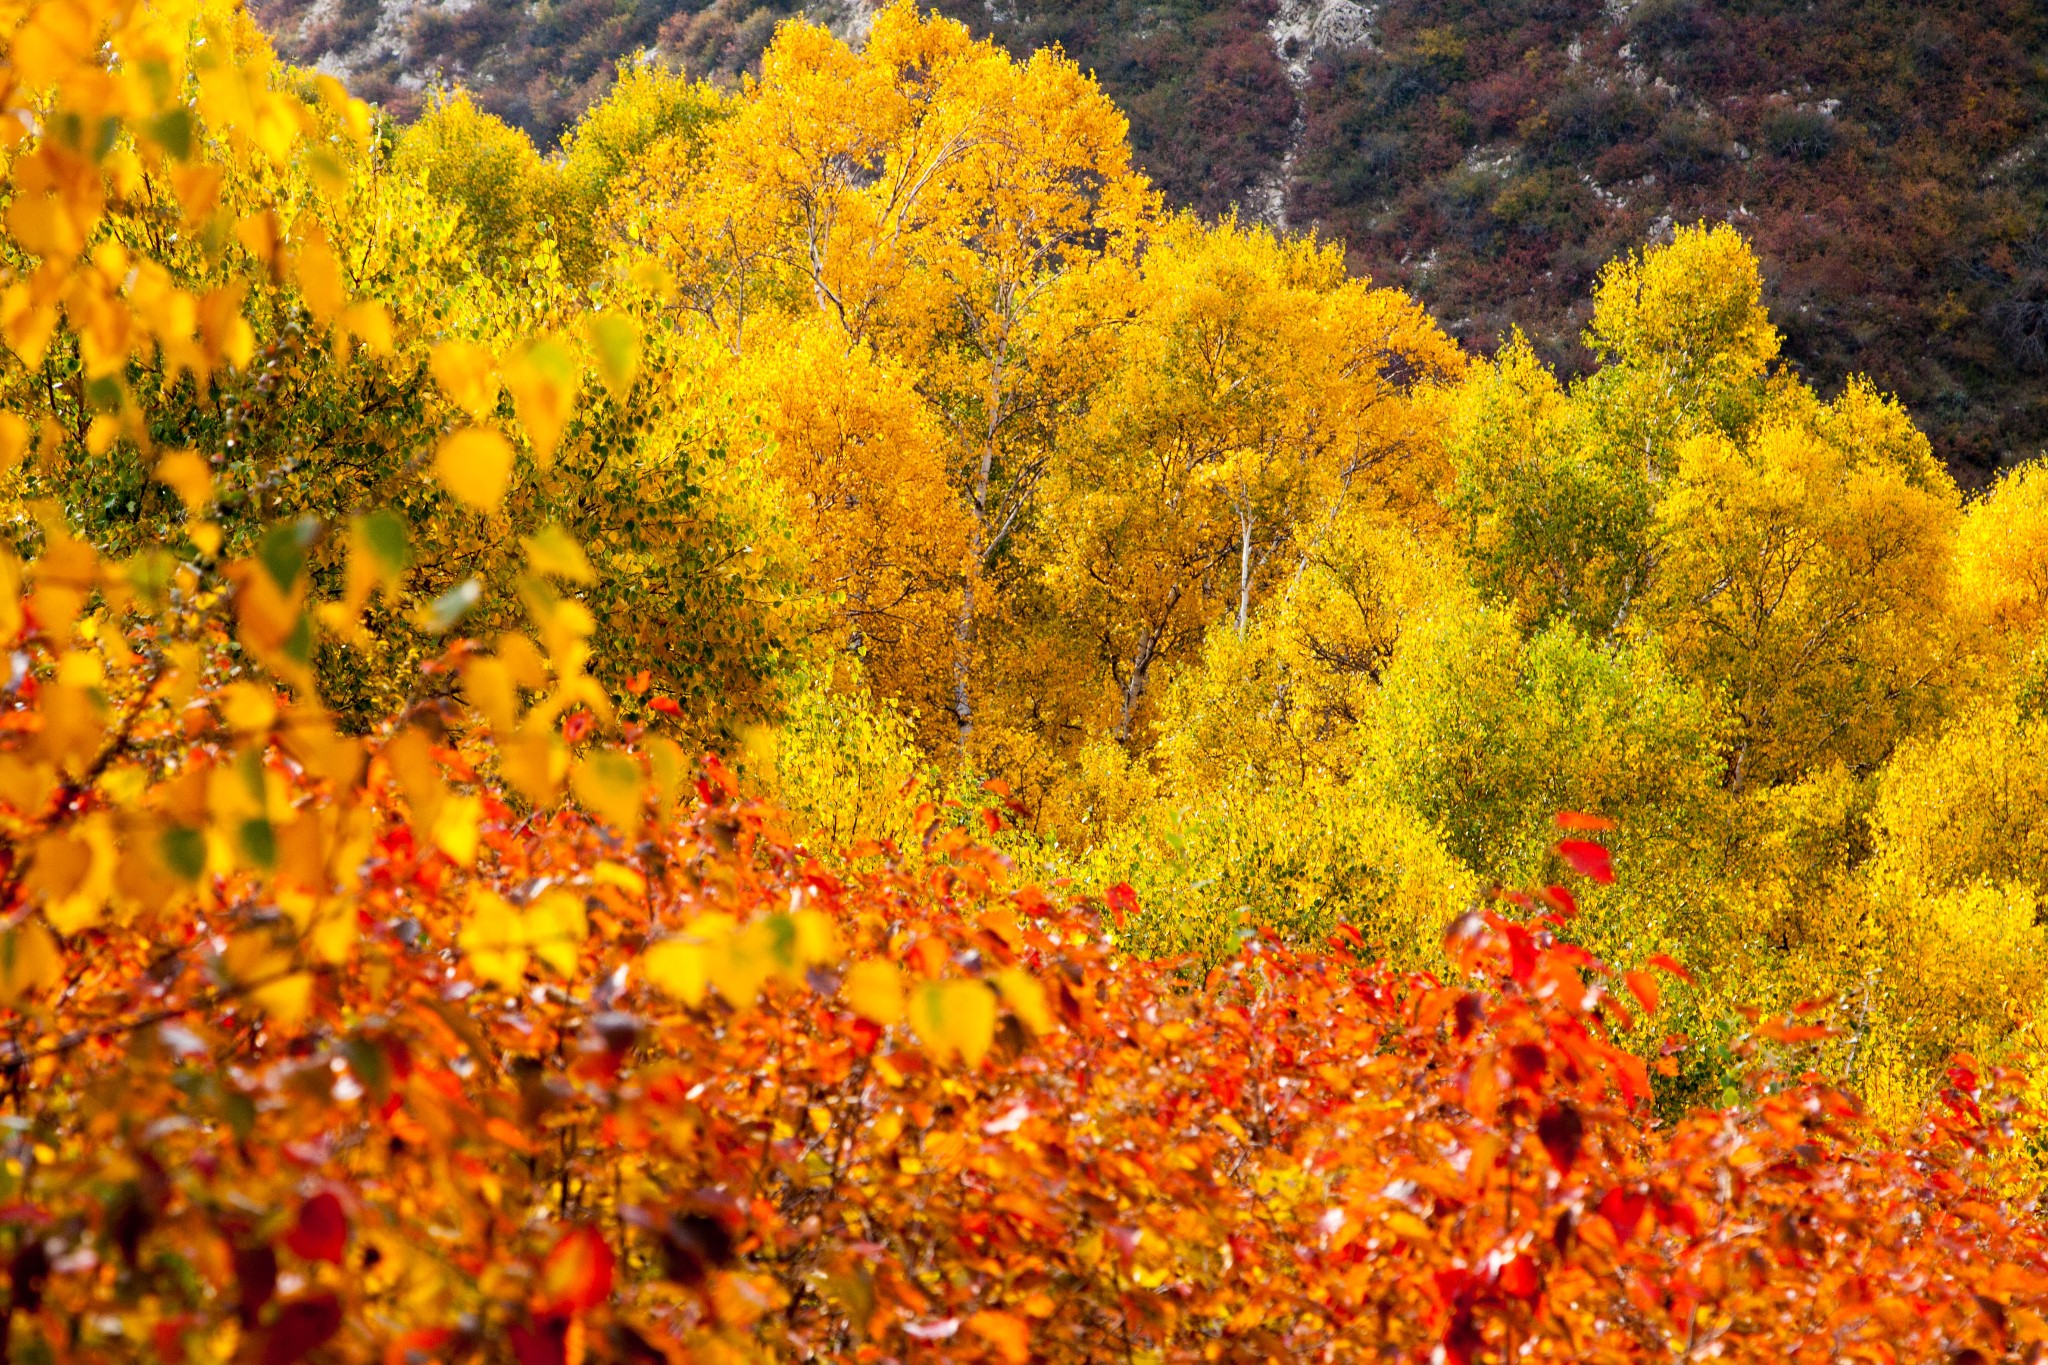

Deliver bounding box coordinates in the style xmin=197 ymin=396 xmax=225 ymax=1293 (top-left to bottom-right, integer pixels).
xmin=255 ymin=0 xmax=2048 ymax=481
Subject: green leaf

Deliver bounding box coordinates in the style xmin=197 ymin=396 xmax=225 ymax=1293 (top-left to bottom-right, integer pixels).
xmin=237 ymin=818 xmax=277 ymax=870
xmin=159 ymin=825 xmax=206 ymax=881
xmin=417 ymin=578 xmax=481 ymax=633
xmin=355 ymin=510 xmax=410 ymax=584
xmin=258 ymin=517 xmax=319 ymax=593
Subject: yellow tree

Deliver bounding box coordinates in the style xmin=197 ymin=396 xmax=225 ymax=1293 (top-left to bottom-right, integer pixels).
xmin=712 ymin=320 xmax=970 ymax=749
xmin=1041 ymin=218 xmax=1459 ymax=744
xmin=621 ymin=2 xmax=1154 ymax=751
xmin=1644 ymin=380 xmax=1960 ymax=791
xmin=1446 ymin=224 xmax=1782 ymax=637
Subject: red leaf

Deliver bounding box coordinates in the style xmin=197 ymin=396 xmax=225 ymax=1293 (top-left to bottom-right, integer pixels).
xmin=1538 ymin=884 xmax=1578 ymax=919
xmin=1556 ymin=839 xmax=1614 ymax=884
xmin=648 ymin=696 xmax=681 ymax=718
xmin=283 ymin=1192 xmax=348 ymax=1265
xmin=1645 ymin=952 xmax=1694 ymax=984
xmin=1624 ymin=969 xmax=1660 ymax=1016
xmin=980 ymin=807 xmax=1002 ymax=835
xmin=1554 ymin=811 xmax=1616 ymax=832
xmin=1505 ymin=1042 xmax=1547 ymax=1090
xmin=1597 ymin=1188 xmax=1650 ymax=1244
xmin=1499 ymin=1253 xmax=1540 ymax=1302
xmin=1536 ymin=1103 xmax=1583 ymax=1175
xmin=261 ymin=1294 xmax=342 ymax=1365
xmin=1503 ymin=923 xmax=1537 ymax=984
xmin=232 ymin=1242 xmax=277 ymax=1325
xmin=510 ymin=1315 xmax=569 ymax=1365
xmin=1104 ymin=882 xmax=1138 ymax=928
xmin=1755 ymin=1018 xmax=1838 ymax=1044
xmin=540 ymin=1225 xmax=613 ymax=1315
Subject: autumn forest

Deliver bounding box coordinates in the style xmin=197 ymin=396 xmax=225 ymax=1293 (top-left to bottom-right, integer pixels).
xmin=7 ymin=0 xmax=2048 ymax=1360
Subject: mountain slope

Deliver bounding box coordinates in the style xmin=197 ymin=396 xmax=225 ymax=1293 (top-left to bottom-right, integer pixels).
xmin=255 ymin=0 xmax=2048 ymax=481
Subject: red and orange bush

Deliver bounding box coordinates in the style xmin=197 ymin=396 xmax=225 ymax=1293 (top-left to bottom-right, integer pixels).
xmin=7 ymin=646 xmax=2048 ymax=1362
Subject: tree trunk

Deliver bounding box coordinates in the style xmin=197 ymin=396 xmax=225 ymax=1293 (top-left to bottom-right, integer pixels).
xmin=952 ymin=551 xmax=977 ymax=752
xmin=1117 ymin=584 xmax=1183 ymax=743
xmin=1237 ymin=506 xmax=1254 ymax=639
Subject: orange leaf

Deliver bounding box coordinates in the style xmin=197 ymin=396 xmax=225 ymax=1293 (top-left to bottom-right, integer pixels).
xmin=1624 ymin=969 xmax=1660 ymax=1016
xmin=1756 ymin=1018 xmax=1839 ymax=1044
xmin=539 ymin=1225 xmax=613 ymax=1315
xmin=1645 ymin=953 xmax=1695 ymax=984
xmin=968 ymin=1310 xmax=1031 ymax=1364
xmin=1554 ymin=810 xmax=1616 ymax=832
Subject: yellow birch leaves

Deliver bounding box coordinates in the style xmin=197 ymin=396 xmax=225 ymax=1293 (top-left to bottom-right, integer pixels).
xmin=430 ymin=340 xmax=500 ymax=420
xmin=434 ymin=428 xmax=514 ymax=512
xmin=642 ymin=909 xmax=836 ymax=1010
xmin=908 ymin=978 xmax=997 ymax=1067
xmin=428 ymin=327 xmax=621 ymax=509
xmin=459 ymin=886 xmax=591 ymax=989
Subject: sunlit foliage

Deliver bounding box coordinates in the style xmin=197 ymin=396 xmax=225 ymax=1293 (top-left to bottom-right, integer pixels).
xmin=8 ymin=1 xmax=2048 ymax=1359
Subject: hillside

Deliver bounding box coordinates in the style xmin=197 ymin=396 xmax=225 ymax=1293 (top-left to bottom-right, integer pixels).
xmin=254 ymin=0 xmax=2048 ymax=483
xmin=23 ymin=4 xmax=2048 ymax=1356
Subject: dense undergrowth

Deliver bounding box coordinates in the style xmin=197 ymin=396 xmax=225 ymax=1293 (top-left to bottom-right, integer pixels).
xmin=9 ymin=0 xmax=2048 ymax=1358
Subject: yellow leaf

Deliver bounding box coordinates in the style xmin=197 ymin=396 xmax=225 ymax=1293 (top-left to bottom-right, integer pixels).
xmin=645 ymin=940 xmax=710 ymax=1006
xmin=430 ymin=339 xmax=499 ymax=420
xmin=503 ymin=337 xmax=580 ymax=466
xmin=459 ymin=888 xmax=528 ymax=989
xmin=252 ymin=971 xmax=313 ymax=1028
xmin=993 ymin=968 xmax=1053 ymax=1035
xmin=311 ymin=902 xmax=357 ymax=965
xmin=645 ymin=918 xmax=725 ymax=1007
xmin=155 ymin=450 xmax=213 ymax=513
xmin=501 ymin=724 xmax=567 ymax=807
xmin=593 ymin=860 xmax=646 ymax=896
xmin=224 ymin=930 xmax=311 ymax=1025
xmin=792 ymin=909 xmax=837 ymax=965
xmin=294 ymin=226 xmax=346 ymax=324
xmin=0 ymin=552 xmax=19 ymax=643
xmin=434 ymin=427 xmax=514 ymax=512
xmin=571 ymin=748 xmax=644 ymax=831
xmin=340 ymin=300 xmax=393 ymax=357
xmin=217 ymin=681 xmax=278 ymax=737
xmin=462 ymin=656 xmax=519 ymax=734
xmin=35 ymin=818 xmax=114 ymax=933
xmin=521 ymin=524 xmax=596 ymax=583
xmin=585 ymin=313 xmax=642 ymax=401
xmin=908 ymin=979 xmax=997 ymax=1068
xmin=842 ymin=960 xmax=904 ymax=1025
xmin=0 ymin=411 xmax=27 ymax=473
xmin=1386 ymin=1211 xmax=1434 ymax=1244
xmin=431 ymin=792 xmax=484 ymax=867
xmin=382 ymin=727 xmax=445 ymax=834
xmin=715 ymin=917 xmax=779 ymax=1009
xmin=526 ymin=888 xmax=588 ymax=977
xmin=0 ymin=919 xmax=61 ymax=1006
xmin=648 ymin=737 xmax=687 ymax=820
